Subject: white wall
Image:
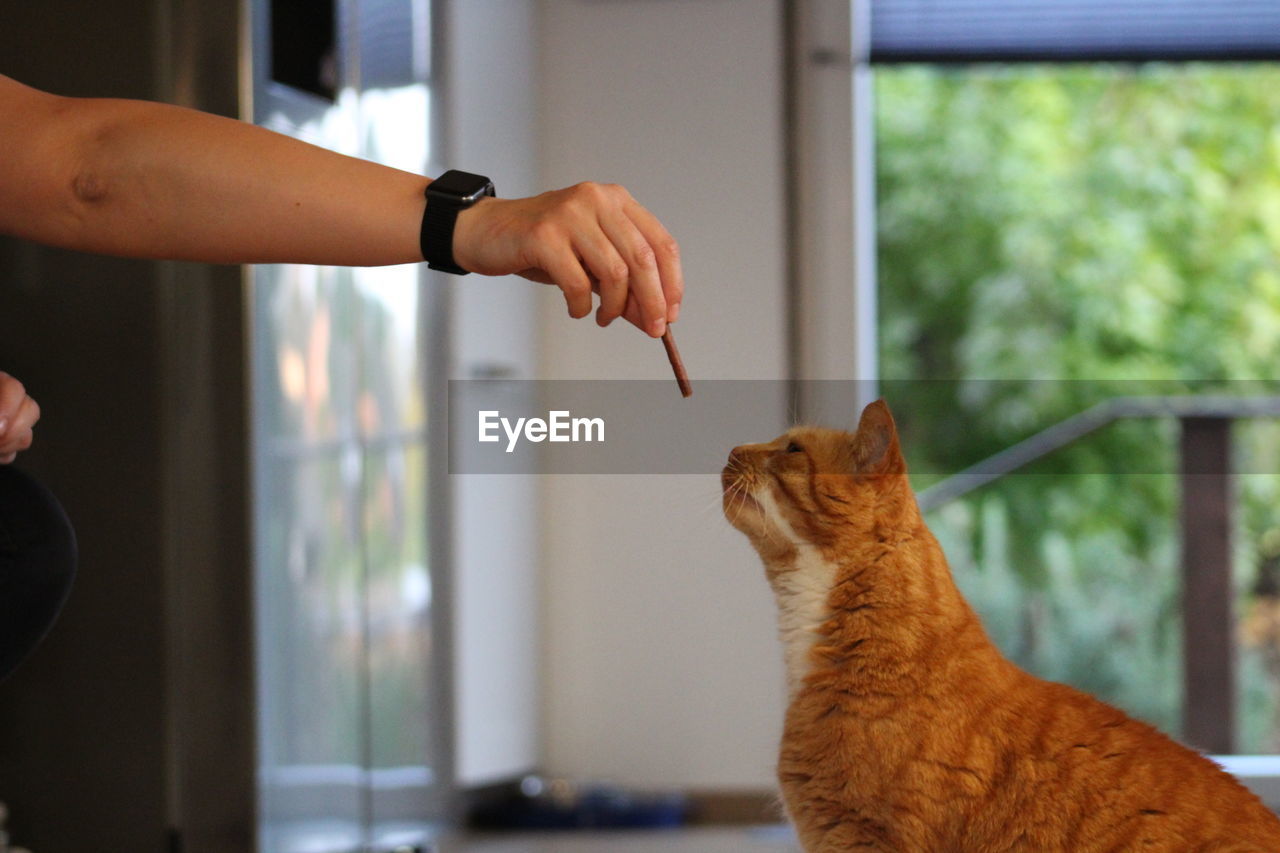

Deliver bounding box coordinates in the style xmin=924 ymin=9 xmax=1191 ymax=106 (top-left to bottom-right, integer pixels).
xmin=536 ymin=0 xmax=791 ymax=789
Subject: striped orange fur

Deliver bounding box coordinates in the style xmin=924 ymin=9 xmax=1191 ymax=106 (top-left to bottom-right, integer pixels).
xmin=722 ymin=399 xmax=1280 ymax=852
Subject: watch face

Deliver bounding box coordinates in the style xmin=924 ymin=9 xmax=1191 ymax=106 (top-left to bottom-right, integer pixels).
xmin=431 ymin=169 xmax=495 ymax=202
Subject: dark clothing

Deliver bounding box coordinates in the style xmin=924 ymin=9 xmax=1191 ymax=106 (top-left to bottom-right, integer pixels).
xmin=0 ymin=465 xmax=76 ymax=683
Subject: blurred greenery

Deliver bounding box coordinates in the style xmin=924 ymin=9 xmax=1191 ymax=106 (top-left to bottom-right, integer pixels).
xmin=255 ymin=271 xmax=437 ymax=778
xmin=875 ymin=63 xmax=1280 ymax=750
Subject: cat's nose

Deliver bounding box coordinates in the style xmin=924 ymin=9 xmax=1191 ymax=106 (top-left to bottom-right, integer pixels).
xmin=727 ymin=447 xmax=746 ymax=467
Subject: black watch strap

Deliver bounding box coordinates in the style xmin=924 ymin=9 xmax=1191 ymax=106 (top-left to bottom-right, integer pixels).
xmin=421 ymin=170 xmax=495 ymax=275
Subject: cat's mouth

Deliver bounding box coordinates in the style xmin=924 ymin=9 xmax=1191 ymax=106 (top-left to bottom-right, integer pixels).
xmin=721 ymin=466 xmax=762 ymax=513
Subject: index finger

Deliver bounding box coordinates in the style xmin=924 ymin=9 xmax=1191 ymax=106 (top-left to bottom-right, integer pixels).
xmin=625 ymin=201 xmax=684 ymax=324
xmin=599 ymin=212 xmax=667 ymax=337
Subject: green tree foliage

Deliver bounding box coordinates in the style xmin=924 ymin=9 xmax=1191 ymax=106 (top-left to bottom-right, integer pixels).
xmin=876 ymin=64 xmax=1280 ymax=747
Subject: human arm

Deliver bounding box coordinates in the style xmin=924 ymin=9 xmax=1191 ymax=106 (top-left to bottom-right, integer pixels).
xmin=0 ymin=75 xmax=682 ymax=335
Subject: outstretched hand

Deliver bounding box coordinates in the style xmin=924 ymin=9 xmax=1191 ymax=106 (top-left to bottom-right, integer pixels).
xmin=453 ymin=182 xmax=684 ymax=338
xmin=0 ymin=372 xmax=39 ymax=464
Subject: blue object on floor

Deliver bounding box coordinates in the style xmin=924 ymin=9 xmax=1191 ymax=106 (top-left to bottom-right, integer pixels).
xmin=470 ymin=779 xmax=689 ymax=831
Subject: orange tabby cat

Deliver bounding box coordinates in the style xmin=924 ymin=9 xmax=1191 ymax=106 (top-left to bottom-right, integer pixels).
xmin=723 ymin=399 xmax=1280 ymax=852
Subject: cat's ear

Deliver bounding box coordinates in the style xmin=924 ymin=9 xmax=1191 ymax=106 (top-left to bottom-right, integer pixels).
xmin=850 ymin=399 xmax=904 ymax=475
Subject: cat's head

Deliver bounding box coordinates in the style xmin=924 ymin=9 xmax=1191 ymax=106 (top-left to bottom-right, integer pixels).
xmin=721 ymin=399 xmax=908 ymax=556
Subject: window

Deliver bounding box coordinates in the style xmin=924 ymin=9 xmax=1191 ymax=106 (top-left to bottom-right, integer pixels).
xmin=252 ymin=1 xmax=444 ymax=849
xmin=871 ymin=7 xmax=1280 ymax=759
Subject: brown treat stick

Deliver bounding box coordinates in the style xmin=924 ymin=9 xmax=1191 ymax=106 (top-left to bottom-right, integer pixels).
xmin=661 ymin=327 xmax=692 ymax=398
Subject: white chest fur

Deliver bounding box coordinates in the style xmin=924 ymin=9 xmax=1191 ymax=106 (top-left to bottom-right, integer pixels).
xmin=760 ymin=492 xmax=839 ymax=696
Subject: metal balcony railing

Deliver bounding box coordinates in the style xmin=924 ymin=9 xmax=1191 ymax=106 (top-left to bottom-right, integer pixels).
xmin=915 ymin=395 xmax=1280 ymax=755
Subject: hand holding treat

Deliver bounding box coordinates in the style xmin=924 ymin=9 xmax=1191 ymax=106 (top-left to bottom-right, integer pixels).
xmin=454 ymin=182 xmax=684 ymax=339
xmin=452 ymin=181 xmax=691 ymax=395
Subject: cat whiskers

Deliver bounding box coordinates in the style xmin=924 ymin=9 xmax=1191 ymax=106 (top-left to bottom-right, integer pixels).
xmin=722 ymin=480 xmax=751 ymax=528
xmin=718 ymin=462 xmax=754 ymax=527
xmin=701 ymin=484 xmax=735 ymax=517
xmin=721 ymin=468 xmax=784 ymax=547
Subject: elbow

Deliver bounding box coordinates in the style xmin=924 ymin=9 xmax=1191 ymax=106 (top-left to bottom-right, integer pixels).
xmin=0 ymin=89 xmax=122 ymax=250
xmin=69 ymin=119 xmax=116 ymax=209
xmin=51 ymin=155 xmax=114 ymax=252
xmin=71 ymin=168 xmax=111 ymax=206
xmin=61 ymin=117 xmax=120 ymax=244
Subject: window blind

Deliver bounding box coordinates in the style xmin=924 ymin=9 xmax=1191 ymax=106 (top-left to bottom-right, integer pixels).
xmin=871 ymin=0 xmax=1280 ymax=63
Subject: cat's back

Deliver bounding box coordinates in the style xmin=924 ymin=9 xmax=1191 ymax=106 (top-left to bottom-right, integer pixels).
xmin=781 ymin=640 xmax=1280 ymax=853
xmin=966 ymin=674 xmax=1280 ymax=852
xmin=777 ymin=598 xmax=1280 ymax=851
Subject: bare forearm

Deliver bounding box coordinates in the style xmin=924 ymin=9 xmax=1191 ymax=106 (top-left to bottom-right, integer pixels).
xmin=41 ymin=97 xmax=427 ymax=265
xmin=2 ymin=75 xmax=684 ymax=335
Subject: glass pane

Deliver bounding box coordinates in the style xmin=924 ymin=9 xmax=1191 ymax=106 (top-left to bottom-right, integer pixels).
xmin=1238 ymin=421 xmax=1280 ymax=752
xmin=361 ymin=441 xmax=442 ymax=846
xmin=875 ymin=63 xmax=1280 ymax=752
xmin=256 ymin=265 xmax=362 ymax=444
xmin=253 ymin=422 xmax=366 ymax=849
xmin=254 ymin=1 xmax=439 ymax=848
xmin=355 ymin=0 xmax=442 ymax=844
xmin=356 ymin=269 xmax=425 ymax=436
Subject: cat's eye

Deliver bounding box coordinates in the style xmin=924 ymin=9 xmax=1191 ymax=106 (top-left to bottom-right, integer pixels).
xmin=786 ymin=441 xmax=803 ymax=454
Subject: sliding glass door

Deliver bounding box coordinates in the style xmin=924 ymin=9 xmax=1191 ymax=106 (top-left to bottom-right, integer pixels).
xmin=249 ymin=1 xmax=444 ymax=850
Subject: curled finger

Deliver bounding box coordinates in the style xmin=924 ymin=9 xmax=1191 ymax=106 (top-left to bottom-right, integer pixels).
xmin=626 ymin=201 xmax=684 ymax=323
xmin=535 ymin=241 xmax=595 ymax=319
xmin=568 ymin=225 xmax=633 ymax=327
xmin=599 ymin=212 xmax=666 ymax=337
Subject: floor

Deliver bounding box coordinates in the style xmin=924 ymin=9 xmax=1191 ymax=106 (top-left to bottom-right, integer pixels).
xmin=442 ymin=825 xmax=800 ymax=853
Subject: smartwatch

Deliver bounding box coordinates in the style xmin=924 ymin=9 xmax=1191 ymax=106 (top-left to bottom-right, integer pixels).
xmin=420 ymin=169 xmax=496 ymax=274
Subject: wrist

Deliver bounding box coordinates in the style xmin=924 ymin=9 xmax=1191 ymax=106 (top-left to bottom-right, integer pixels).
xmin=420 ymin=169 xmax=495 ymax=274
xmin=451 ymin=197 xmax=496 ymax=274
